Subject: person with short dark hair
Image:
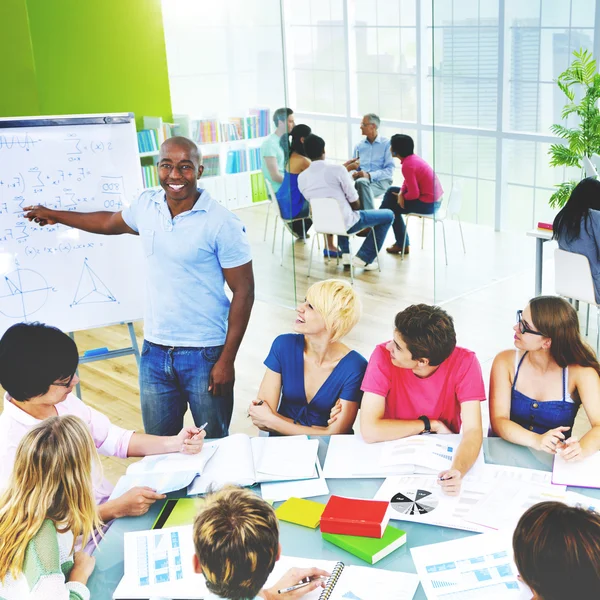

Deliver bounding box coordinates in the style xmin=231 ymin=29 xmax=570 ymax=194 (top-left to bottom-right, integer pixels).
xmin=261 ymin=108 xmax=295 ymax=193
xmin=553 ymin=177 xmax=600 ymax=302
xmin=380 ymin=134 xmax=443 ymax=255
xmin=343 ymin=114 xmax=394 ymax=210
xmin=360 ymin=304 xmax=485 ymax=494
xmin=193 ymin=486 xmax=329 ymax=600
xmin=0 ymin=322 xmax=206 ymax=524
xmin=513 ymin=501 xmax=600 ymax=600
xmin=275 ymin=124 xmax=312 ymax=239
xmin=298 ymin=134 xmax=394 ymax=271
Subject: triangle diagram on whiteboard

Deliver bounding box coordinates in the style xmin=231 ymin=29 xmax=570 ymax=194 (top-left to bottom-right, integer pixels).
xmin=71 ymin=259 xmax=117 ymax=306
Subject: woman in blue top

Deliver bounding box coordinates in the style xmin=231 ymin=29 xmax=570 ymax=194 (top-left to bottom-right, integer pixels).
xmin=276 ymin=124 xmax=312 ymax=239
xmin=490 ymin=296 xmax=600 ymax=460
xmin=553 ymin=177 xmax=600 ymax=302
xmin=248 ymin=279 xmax=367 ymax=435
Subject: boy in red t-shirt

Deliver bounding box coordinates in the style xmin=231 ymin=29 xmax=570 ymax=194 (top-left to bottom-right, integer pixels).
xmin=360 ymin=304 xmax=485 ymax=495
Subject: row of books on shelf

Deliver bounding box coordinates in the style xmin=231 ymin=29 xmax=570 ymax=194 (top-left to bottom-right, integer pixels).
xmin=141 ymin=164 xmax=159 ymax=188
xmin=188 ymin=108 xmax=271 ymax=144
xmin=203 ymin=155 xmax=220 ymax=178
xmin=201 ymin=172 xmax=269 ymax=208
xmin=138 ymin=121 xmax=179 ymax=154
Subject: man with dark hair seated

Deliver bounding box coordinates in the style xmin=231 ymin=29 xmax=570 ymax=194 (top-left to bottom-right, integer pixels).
xmin=298 ymin=133 xmax=394 ymax=271
xmin=193 ymin=486 xmax=329 ymax=600
xmin=379 ymin=134 xmax=443 ymax=256
xmin=360 ymin=304 xmax=484 ymax=495
xmin=0 ymin=322 xmax=206 ymax=522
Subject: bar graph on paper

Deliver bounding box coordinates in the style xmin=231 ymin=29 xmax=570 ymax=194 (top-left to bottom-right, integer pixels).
xmin=136 ymin=530 xmax=184 ymax=586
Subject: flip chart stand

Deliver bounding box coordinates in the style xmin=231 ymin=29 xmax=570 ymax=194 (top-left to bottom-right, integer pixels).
xmin=70 ymin=322 xmax=141 ymax=399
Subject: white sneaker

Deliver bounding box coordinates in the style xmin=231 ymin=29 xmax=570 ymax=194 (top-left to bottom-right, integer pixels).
xmin=342 ymin=253 xmax=351 ymax=266
xmin=352 ymin=256 xmax=379 ymax=271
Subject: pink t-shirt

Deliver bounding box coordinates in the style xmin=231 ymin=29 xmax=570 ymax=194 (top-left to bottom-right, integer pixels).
xmin=361 ymin=343 xmax=485 ymax=433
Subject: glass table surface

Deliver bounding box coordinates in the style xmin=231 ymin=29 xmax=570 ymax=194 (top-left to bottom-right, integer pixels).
xmin=88 ymin=437 xmax=600 ymax=600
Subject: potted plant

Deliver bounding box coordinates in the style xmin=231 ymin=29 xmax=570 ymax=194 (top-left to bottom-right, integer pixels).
xmin=548 ymin=48 xmax=600 ymax=208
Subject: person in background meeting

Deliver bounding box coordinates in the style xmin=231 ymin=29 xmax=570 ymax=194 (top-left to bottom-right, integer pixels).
xmin=261 ymin=107 xmax=295 ymax=194
xmin=489 ymin=296 xmax=600 ymax=459
xmin=553 ymin=177 xmax=600 ymax=302
xmin=513 ymin=501 xmax=600 ymax=599
xmin=0 ymin=322 xmax=205 ymax=523
xmin=380 ymin=134 xmax=443 ymax=256
xmin=299 ymin=134 xmax=394 ymax=271
xmin=24 ymin=137 xmax=255 ymax=439
xmin=343 ymin=113 xmax=394 ymax=211
xmin=193 ymin=486 xmax=329 ymax=600
xmin=0 ymin=415 xmax=100 ymax=600
xmin=360 ymin=304 xmax=485 ymax=495
xmin=275 ymin=123 xmax=312 ymax=239
xmin=249 ymin=279 xmax=366 ymax=436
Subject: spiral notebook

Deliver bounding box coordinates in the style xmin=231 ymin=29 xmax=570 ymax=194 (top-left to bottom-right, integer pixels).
xmin=264 ymin=556 xmax=419 ymax=600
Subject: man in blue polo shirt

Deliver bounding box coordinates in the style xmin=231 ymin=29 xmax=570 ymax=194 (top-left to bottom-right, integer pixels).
xmin=344 ymin=113 xmax=394 ymax=211
xmin=24 ymin=137 xmax=254 ymax=439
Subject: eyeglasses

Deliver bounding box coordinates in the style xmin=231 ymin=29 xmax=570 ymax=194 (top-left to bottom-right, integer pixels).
xmin=51 ymin=373 xmax=76 ymax=388
xmin=516 ymin=310 xmax=545 ymax=337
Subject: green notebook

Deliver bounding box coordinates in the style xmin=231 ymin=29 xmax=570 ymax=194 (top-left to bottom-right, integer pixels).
xmin=322 ymin=524 xmax=407 ymax=564
xmin=153 ymin=498 xmax=206 ymax=529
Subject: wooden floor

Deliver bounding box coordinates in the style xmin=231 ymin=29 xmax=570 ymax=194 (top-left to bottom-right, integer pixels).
xmin=0 ymin=203 xmax=592 ymax=483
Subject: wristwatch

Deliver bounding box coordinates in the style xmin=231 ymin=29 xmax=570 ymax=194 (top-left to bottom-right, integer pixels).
xmin=418 ymin=415 xmax=432 ymax=434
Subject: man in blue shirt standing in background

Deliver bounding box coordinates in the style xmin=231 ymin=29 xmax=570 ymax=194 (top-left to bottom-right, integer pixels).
xmin=25 ymin=137 xmax=255 ymax=439
xmin=344 ymin=113 xmax=394 ymax=211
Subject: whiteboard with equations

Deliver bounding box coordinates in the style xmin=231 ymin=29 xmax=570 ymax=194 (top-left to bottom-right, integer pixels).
xmin=0 ymin=114 xmax=145 ymax=334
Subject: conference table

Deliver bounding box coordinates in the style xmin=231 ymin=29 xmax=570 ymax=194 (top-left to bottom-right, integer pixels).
xmin=526 ymin=228 xmax=553 ymax=296
xmin=88 ymin=437 xmax=600 ymax=600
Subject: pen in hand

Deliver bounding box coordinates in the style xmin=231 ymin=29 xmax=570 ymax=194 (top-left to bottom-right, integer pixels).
xmin=192 ymin=422 xmax=208 ymax=440
xmin=278 ymin=576 xmax=327 ymax=594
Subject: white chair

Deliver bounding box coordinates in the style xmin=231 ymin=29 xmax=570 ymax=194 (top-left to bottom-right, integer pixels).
xmin=401 ymin=183 xmax=466 ymax=266
xmin=554 ymin=248 xmax=600 ymax=355
xmin=265 ymin=179 xmax=310 ymax=265
xmin=307 ymin=197 xmax=381 ymax=284
xmin=582 ymin=156 xmax=599 ymax=178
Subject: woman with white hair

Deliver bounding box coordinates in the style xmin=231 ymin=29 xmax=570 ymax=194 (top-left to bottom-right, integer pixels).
xmin=249 ymin=279 xmax=366 ymax=435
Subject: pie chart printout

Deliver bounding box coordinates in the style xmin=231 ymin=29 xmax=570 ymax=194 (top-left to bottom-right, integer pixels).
xmin=390 ymin=488 xmax=439 ymax=516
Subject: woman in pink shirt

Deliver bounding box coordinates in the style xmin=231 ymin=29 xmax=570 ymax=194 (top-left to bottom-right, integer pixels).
xmin=379 ymin=134 xmax=443 ymax=255
xmin=0 ymin=322 xmax=206 ymax=524
xmin=360 ymin=304 xmax=484 ymax=495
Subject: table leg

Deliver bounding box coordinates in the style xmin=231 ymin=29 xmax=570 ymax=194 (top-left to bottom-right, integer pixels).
xmin=535 ymin=237 xmax=543 ymax=296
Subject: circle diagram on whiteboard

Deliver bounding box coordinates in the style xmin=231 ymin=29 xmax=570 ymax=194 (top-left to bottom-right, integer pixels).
xmin=390 ymin=489 xmax=439 ymax=515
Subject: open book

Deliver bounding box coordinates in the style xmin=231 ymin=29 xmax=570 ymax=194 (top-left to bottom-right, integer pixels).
xmin=264 ymin=555 xmax=419 ymax=600
xmin=323 ymin=434 xmax=485 ymax=479
xmin=187 ymin=434 xmax=320 ymax=495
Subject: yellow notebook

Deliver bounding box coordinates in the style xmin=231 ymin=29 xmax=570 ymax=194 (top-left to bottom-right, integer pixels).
xmin=275 ymin=497 xmax=326 ymax=529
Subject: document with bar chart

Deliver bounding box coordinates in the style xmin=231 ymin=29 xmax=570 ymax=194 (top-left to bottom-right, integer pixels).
xmin=113 ymin=525 xmax=207 ymax=599
xmin=410 ymin=533 xmax=531 ymax=600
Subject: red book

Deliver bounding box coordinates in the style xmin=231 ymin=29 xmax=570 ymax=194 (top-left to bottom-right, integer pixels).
xmin=537 ymin=222 xmax=553 ymax=231
xmin=320 ymin=495 xmax=390 ymax=538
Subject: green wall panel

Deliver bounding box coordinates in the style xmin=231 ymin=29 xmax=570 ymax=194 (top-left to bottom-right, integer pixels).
xmin=1 ymin=0 xmax=172 ymax=126
xmin=0 ymin=0 xmax=40 ymax=117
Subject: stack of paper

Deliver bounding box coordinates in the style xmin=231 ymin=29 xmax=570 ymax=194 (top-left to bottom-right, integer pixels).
xmin=552 ymin=451 xmax=600 ymax=488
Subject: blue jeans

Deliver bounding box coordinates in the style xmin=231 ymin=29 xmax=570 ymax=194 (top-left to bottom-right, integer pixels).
xmin=338 ymin=209 xmax=394 ymax=264
xmin=380 ymin=186 xmax=441 ymax=246
xmin=140 ymin=340 xmax=233 ymax=438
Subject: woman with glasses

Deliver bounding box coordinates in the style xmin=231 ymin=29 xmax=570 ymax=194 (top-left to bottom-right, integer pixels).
xmin=0 ymin=322 xmax=206 ymax=526
xmin=489 ymin=296 xmax=600 ymax=459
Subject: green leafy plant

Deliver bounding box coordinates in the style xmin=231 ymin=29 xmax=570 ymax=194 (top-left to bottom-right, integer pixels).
xmin=548 ymin=48 xmax=600 ymax=208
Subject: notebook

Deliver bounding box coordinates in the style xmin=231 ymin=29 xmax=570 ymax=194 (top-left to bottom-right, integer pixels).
xmin=153 ymin=498 xmax=206 ymax=529
xmin=185 ymin=434 xmax=319 ymax=494
xmin=264 ymin=555 xmax=419 ymax=600
xmin=320 ymin=495 xmax=390 ymax=538
xmin=322 ymin=525 xmax=407 ymax=564
xmin=552 ymin=451 xmax=600 ymax=489
xmin=276 ymin=497 xmax=326 ymax=529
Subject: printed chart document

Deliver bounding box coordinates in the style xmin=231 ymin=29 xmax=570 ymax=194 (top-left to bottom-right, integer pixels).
xmin=109 ymin=444 xmax=219 ymax=499
xmin=552 ymin=451 xmax=600 ymax=489
xmin=261 ymin=461 xmax=329 ymax=502
xmin=374 ymin=475 xmax=492 ymax=533
xmin=410 ymin=533 xmax=531 ymax=600
xmin=265 ymin=555 xmax=420 ymax=600
xmin=323 ymin=434 xmax=485 ymax=479
xmin=188 ymin=434 xmax=319 ymax=495
xmin=112 ymin=525 xmax=207 ymax=599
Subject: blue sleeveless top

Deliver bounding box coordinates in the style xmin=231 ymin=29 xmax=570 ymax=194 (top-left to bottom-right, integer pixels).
xmin=275 ymin=172 xmax=306 ymax=219
xmin=510 ymin=352 xmax=578 ymax=435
